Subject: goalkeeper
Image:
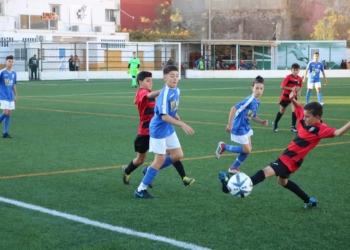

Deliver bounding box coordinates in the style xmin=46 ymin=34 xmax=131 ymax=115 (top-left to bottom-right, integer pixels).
xmin=127 ymin=52 xmax=140 ymax=88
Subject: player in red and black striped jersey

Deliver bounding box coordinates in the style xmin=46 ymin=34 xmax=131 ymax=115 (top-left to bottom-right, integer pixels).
xmin=272 ymin=63 xmax=302 ymax=133
xmin=122 ymin=71 xmax=195 ymax=188
xmin=247 ymin=88 xmax=350 ymax=208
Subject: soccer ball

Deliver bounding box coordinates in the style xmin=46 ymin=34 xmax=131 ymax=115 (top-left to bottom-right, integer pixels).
xmin=226 ymin=172 xmax=253 ymax=197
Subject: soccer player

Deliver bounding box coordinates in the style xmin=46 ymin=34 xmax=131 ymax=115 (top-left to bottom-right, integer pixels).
xmin=272 ymin=63 xmax=302 ymax=133
xmin=127 ymin=52 xmax=140 ymax=88
xmin=122 ymin=71 xmax=195 ymax=188
xmin=0 ymin=55 xmax=18 ymax=138
xmin=215 ymin=76 xmax=268 ymax=175
xmin=134 ymin=66 xmax=195 ymax=198
xmin=303 ymin=51 xmax=327 ymax=105
xmin=219 ymin=87 xmax=350 ymax=208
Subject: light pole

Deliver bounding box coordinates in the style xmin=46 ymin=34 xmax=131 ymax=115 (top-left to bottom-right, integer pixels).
xmin=208 ymin=0 xmax=212 ymax=69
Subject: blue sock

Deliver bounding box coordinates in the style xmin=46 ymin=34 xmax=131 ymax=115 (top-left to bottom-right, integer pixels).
xmin=306 ymin=90 xmax=311 ymax=103
xmin=0 ymin=113 xmax=5 ymax=123
xmin=317 ymin=93 xmax=322 ymax=103
xmin=142 ymin=166 xmax=158 ymax=186
xmin=4 ymin=115 xmax=10 ymax=134
xmin=224 ymin=144 xmax=243 ymax=153
xmin=160 ymin=155 xmax=173 ymax=170
xmin=232 ymin=153 xmax=248 ymax=168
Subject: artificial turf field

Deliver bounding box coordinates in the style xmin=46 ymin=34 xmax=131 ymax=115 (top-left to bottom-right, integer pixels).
xmin=1 ymin=77 xmax=349 ymax=250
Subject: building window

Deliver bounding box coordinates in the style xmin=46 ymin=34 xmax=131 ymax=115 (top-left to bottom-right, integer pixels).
xmin=14 ymin=48 xmax=26 ymax=61
xmin=50 ymin=4 xmax=61 ymax=21
xmin=20 ymin=15 xmax=29 ymax=29
xmin=105 ymin=9 xmax=115 ymax=22
xmin=30 ymin=15 xmax=48 ymax=30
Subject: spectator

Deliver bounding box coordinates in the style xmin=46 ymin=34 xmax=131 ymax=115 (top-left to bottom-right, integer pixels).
xmin=322 ymin=60 xmax=327 ymax=70
xmin=199 ymin=57 xmax=204 ymax=70
xmin=166 ymin=58 xmax=174 ymax=66
xmin=28 ymin=55 xmax=38 ymax=80
xmin=240 ymin=58 xmax=249 ymax=70
xmin=74 ymin=55 xmax=80 ymax=71
xmin=205 ymin=56 xmax=210 ymax=70
xmin=68 ymin=55 xmax=75 ymax=71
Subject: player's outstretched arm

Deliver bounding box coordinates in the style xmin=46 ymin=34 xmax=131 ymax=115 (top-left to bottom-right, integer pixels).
xmin=252 ymin=117 xmax=268 ymax=126
xmin=334 ymin=121 xmax=350 ymax=137
xmin=162 ymin=114 xmax=195 ymax=135
xmin=146 ymin=89 xmax=161 ymax=99
xmin=289 ymin=88 xmax=300 ymax=112
xmin=226 ymin=106 xmax=236 ymax=133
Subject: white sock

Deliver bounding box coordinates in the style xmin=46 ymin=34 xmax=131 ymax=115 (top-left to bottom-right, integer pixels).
xmin=137 ymin=182 xmax=148 ymax=192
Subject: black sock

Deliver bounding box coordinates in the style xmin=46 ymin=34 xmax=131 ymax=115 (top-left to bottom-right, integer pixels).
xmin=250 ymin=170 xmax=265 ymax=186
xmin=274 ymin=112 xmax=283 ymax=124
xmin=291 ymin=112 xmax=297 ymax=127
xmin=283 ymin=180 xmax=310 ymax=203
xmin=124 ymin=160 xmax=138 ymax=175
xmin=173 ymin=161 xmax=186 ymax=178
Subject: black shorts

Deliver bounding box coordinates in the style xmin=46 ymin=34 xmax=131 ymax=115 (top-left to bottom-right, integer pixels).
xmin=279 ymin=100 xmax=291 ymax=108
xmin=269 ymin=159 xmax=292 ymax=179
xmin=134 ymin=134 xmax=150 ymax=154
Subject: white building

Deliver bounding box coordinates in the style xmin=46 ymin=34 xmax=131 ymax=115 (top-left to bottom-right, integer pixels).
xmin=0 ymin=0 xmax=126 ymax=42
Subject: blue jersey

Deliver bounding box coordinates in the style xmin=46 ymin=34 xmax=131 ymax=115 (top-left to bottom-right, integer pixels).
xmin=150 ymin=85 xmax=180 ymax=139
xmin=0 ymin=68 xmax=17 ymax=101
xmin=231 ymin=94 xmax=260 ymax=136
xmin=306 ymin=61 xmax=324 ymax=83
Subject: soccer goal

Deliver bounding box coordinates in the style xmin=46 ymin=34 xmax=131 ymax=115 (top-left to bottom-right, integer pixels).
xmin=85 ymin=41 xmax=182 ymax=81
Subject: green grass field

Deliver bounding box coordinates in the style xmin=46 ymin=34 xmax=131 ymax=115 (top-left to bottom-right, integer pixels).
xmin=1 ymin=77 xmax=350 ymax=250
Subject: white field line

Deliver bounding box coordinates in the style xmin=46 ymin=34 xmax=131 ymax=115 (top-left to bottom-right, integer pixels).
xmin=0 ymin=196 xmax=211 ymax=250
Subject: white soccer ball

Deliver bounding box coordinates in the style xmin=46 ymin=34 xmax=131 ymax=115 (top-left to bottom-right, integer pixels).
xmin=227 ymin=172 xmax=253 ymax=197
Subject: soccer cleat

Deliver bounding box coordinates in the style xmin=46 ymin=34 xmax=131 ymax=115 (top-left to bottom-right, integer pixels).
xmin=215 ymin=141 xmax=226 ymax=159
xmin=228 ymin=167 xmax=241 ymax=175
xmin=291 ymin=126 xmax=297 ymax=133
xmin=122 ymin=165 xmax=130 ymax=185
xmin=272 ymin=121 xmax=278 ymax=132
xmin=141 ymin=167 xmax=153 ymax=188
xmin=3 ymin=133 xmax=12 ymax=138
xmin=320 ymin=102 xmax=325 ymax=106
xmin=218 ymin=171 xmax=230 ymax=193
xmin=183 ymin=176 xmax=195 ymax=187
xmin=304 ymin=197 xmax=318 ymax=209
xmin=134 ymin=189 xmax=154 ymax=199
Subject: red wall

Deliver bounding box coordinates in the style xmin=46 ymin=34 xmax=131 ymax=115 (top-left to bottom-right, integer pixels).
xmin=121 ymin=0 xmax=172 ymax=30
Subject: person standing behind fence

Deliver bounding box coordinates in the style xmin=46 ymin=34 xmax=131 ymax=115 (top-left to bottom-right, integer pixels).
xmin=74 ymin=55 xmax=80 ymax=71
xmin=28 ymin=55 xmax=38 ymax=80
xmin=0 ymin=55 xmax=18 ymax=138
xmin=127 ymin=52 xmax=140 ymax=88
xmin=68 ymin=55 xmax=75 ymax=71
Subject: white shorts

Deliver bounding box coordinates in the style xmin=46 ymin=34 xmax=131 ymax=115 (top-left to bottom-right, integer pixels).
xmin=231 ymin=129 xmax=253 ymax=145
xmin=149 ymin=132 xmax=181 ymax=154
xmin=307 ymin=82 xmax=321 ymax=89
xmin=0 ymin=101 xmax=15 ymax=110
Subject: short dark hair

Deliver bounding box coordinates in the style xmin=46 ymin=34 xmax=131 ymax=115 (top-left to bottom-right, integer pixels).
xmin=163 ymin=65 xmax=178 ymax=75
xmin=6 ymin=55 xmax=14 ymax=60
xmin=304 ymin=102 xmax=323 ymax=118
xmin=252 ymin=75 xmax=264 ymax=86
xmin=137 ymin=71 xmax=152 ymax=85
xmin=291 ymin=63 xmax=300 ymax=69
xmin=314 ymin=51 xmax=319 ymax=55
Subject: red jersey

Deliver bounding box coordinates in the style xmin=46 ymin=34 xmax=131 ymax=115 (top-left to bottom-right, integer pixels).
xmin=279 ymin=74 xmax=302 ymax=102
xmin=135 ymin=88 xmax=155 ymax=135
xmin=279 ymin=105 xmax=336 ymax=172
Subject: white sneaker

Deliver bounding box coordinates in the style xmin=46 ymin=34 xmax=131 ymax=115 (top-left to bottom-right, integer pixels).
xmin=320 ymin=102 xmax=325 ymax=106
xmin=228 ymin=167 xmax=241 ymax=175
xmin=215 ymin=141 xmax=226 ymax=159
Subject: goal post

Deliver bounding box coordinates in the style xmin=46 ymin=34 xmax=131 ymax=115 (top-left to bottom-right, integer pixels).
xmin=85 ymin=41 xmax=182 ymax=81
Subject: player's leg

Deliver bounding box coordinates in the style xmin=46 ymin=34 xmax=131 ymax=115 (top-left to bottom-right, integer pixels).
xmin=131 ymin=72 xmax=137 ymax=87
xmin=134 ymin=137 xmax=166 ymax=198
xmin=273 ymin=103 xmax=287 ymax=132
xmin=315 ymin=82 xmax=324 ymax=105
xmin=228 ymin=132 xmax=252 ymax=174
xmin=1 ymin=101 xmax=13 ymax=138
xmin=306 ymin=82 xmax=314 ymax=103
xmin=249 ymin=161 xmax=279 ymax=186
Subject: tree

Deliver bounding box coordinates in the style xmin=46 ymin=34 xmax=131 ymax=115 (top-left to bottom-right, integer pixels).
xmin=311 ymin=8 xmax=350 ymax=47
xmin=127 ymin=1 xmax=198 ymax=42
